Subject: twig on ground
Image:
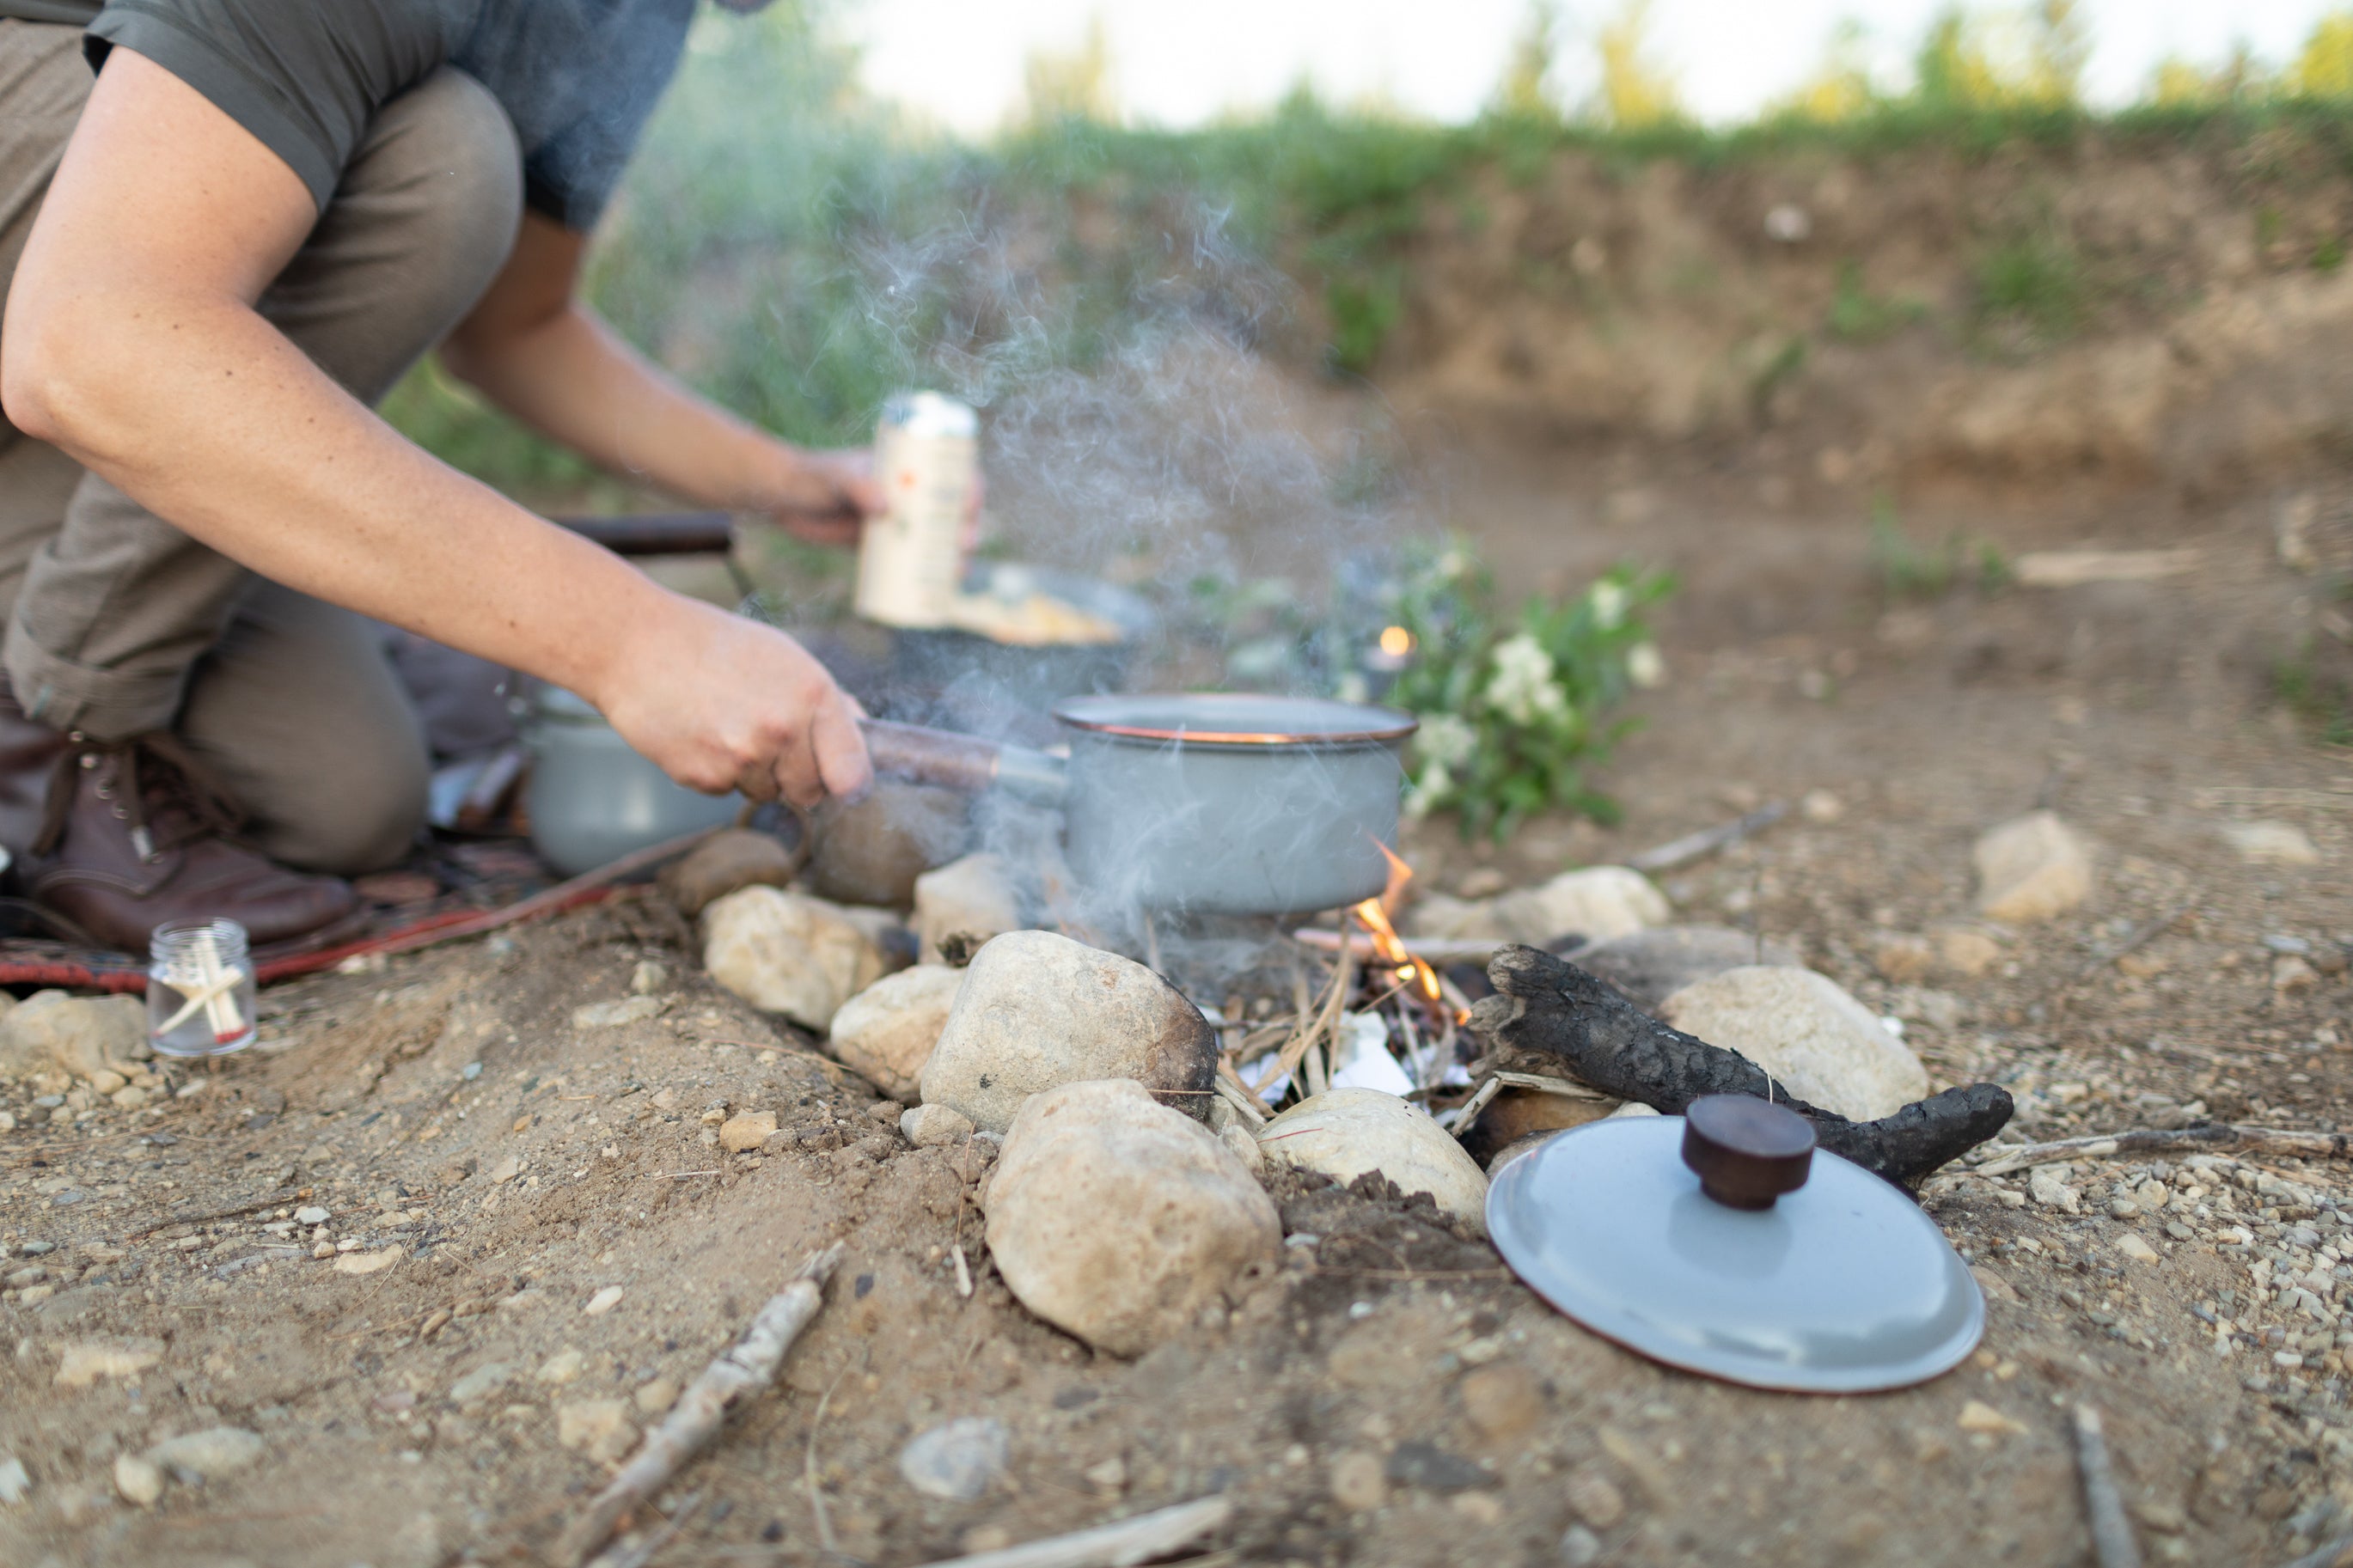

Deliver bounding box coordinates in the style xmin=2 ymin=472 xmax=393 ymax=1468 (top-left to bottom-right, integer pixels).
xmin=951 ymin=1244 xmax=974 ymax=1299
xmin=552 ymin=1245 xmax=845 ymax=1568
xmin=1256 ymin=941 xmax=1350 ymax=1097
xmin=1474 ymin=945 xmax=2012 ymax=1187
xmin=2073 ymin=1406 xmax=2142 ymax=1568
xmin=805 ymin=1371 xmax=850 ymax=1557
xmin=1972 ymin=1124 xmax=2353 ymax=1177
xmin=371 ymin=827 xmax=721 ymax=966
xmin=126 ymin=1187 xmax=303 ymax=1239
xmin=583 ymin=1488 xmax=703 ymax=1568
xmin=1625 ymin=802 xmax=1788 ymax=874
xmin=1449 ymin=1077 xmax=1504 ymax=1139
xmin=917 ymin=1495 xmax=1232 ymax=1568
xmin=2044 ymin=905 xmax=2190 ymax=1003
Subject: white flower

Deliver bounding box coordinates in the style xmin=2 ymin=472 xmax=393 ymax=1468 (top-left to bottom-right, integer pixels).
xmin=1484 ymin=633 xmax=1567 ymax=726
xmin=1415 ymin=712 xmax=1478 ymax=771
xmin=1403 ymin=761 xmax=1452 ymax=820
xmin=1626 ymin=641 xmax=1666 ymax=689
xmin=1588 ymin=579 xmax=1629 ymax=631
xmin=1437 ymin=549 xmax=1469 ymax=582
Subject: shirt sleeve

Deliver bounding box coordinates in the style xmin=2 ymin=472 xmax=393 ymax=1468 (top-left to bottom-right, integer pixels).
xmin=455 ymin=0 xmax=694 ymax=231
xmin=83 ymin=0 xmax=463 ymax=212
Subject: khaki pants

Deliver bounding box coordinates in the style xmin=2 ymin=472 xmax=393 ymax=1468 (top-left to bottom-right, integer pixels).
xmin=0 ymin=21 xmax=523 ymax=872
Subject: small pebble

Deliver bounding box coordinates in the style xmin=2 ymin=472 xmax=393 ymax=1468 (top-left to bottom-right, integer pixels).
xmin=113 ymin=1454 xmax=162 ymax=1507
xmin=584 ymin=1286 xmax=625 ymax=1317
xmin=1561 ymin=1524 xmax=1604 ymax=1565
xmin=294 ymin=1205 xmax=329 ymax=1226
xmin=898 ymin=1417 xmax=1009 ymax=1501
xmin=2118 ymin=1235 xmax=2160 ymax=1264
xmin=1329 ymin=1450 xmax=1386 ymax=1511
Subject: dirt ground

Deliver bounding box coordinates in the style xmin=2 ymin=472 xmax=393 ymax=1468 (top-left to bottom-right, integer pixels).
xmin=3 ymin=432 xmax=2350 ymax=1568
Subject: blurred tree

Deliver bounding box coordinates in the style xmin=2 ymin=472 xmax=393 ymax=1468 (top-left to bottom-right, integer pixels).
xmin=2293 ymin=11 xmax=2353 ymax=98
xmin=1778 ymin=18 xmax=1877 ymax=121
xmin=1018 ymin=12 xmax=1119 ymax=126
xmin=2151 ymin=43 xmax=2274 ymax=106
xmin=1591 ymin=0 xmax=1682 ymax=126
xmin=2024 ymin=0 xmax=2088 ymax=105
xmin=1494 ymin=0 xmax=1565 ymax=121
xmin=1913 ymin=8 xmax=2002 ymax=108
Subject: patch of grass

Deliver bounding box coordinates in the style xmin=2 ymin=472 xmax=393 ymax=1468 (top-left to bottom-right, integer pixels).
xmin=1971 ymin=229 xmax=2088 ymax=344
xmin=1827 ymin=260 xmax=1929 ymax=342
xmin=2274 ymin=642 xmax=2353 ymax=746
xmin=2315 ymin=234 xmax=2347 ymax=272
xmin=1868 ymin=497 xmax=2010 ymax=601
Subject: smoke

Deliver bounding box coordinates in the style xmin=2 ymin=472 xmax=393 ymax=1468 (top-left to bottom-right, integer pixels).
xmin=801 ymin=200 xmax=1426 ymax=963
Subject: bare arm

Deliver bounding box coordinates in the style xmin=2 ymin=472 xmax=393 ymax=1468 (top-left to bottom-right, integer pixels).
xmin=441 ymin=216 xmax=878 ymax=546
xmin=0 ymin=50 xmax=867 ymax=806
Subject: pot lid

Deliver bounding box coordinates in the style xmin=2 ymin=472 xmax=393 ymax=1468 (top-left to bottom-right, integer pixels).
xmin=1487 ymin=1097 xmax=1983 ymax=1393
xmin=1053 ymin=693 xmax=1416 ymax=746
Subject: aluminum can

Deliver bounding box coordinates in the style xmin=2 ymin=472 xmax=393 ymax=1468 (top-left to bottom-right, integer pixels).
xmin=854 ymin=391 xmax=978 ymax=628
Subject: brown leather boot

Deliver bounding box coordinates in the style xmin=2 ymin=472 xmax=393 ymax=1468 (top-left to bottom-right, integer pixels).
xmin=0 ymin=686 xmax=360 ymax=955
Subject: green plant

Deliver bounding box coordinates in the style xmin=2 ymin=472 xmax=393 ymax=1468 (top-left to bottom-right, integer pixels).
xmin=1827 ymin=260 xmax=1928 ymax=342
xmin=1972 ymin=229 xmax=2087 ymax=342
xmin=2274 ymin=642 xmax=2353 ymax=746
xmin=1377 ymin=540 xmax=1673 ymax=839
xmin=1868 ymin=497 xmax=2011 ymax=601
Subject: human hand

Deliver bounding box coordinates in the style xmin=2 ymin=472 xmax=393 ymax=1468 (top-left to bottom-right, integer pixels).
xmin=761 ymin=446 xmax=882 ymax=547
xmin=594 ymin=592 xmax=871 ymax=810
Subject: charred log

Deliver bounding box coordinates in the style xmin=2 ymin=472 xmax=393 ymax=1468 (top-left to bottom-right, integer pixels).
xmin=1470 ymin=943 xmax=2011 ymax=1189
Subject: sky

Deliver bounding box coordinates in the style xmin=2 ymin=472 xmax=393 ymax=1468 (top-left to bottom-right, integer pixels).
xmin=845 ymin=0 xmax=2341 ymax=134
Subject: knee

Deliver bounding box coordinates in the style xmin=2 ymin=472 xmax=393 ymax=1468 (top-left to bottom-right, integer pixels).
xmin=264 ymin=735 xmax=429 ymax=877
xmin=371 ymin=69 xmax=523 ymax=328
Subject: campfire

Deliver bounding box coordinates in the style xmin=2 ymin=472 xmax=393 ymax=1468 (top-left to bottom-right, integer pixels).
xmin=1200 ymin=845 xmax=1481 ymax=1132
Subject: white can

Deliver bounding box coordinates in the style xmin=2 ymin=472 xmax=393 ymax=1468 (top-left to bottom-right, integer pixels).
xmin=854 ymin=391 xmax=978 ymax=629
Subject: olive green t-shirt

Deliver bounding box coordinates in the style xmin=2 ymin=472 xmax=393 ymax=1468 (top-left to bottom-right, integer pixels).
xmin=0 ymin=0 xmax=695 ymax=229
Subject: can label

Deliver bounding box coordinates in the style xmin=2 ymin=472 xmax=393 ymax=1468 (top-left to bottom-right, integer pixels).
xmin=854 ymin=391 xmax=978 ymax=629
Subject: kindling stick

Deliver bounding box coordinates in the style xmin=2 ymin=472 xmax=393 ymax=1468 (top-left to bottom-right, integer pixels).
xmin=1972 ymin=1124 xmax=2353 ymax=1177
xmin=554 ymin=1244 xmax=845 ymax=1568
xmin=918 ymin=1495 xmax=1233 ymax=1568
xmin=2073 ymin=1406 xmax=2142 ymax=1568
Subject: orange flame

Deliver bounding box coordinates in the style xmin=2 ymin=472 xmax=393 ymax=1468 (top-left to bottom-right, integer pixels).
xmin=1354 ymin=848 xmax=1441 ymax=1007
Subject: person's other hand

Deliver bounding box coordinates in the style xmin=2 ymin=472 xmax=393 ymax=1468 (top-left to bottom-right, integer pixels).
xmin=764 ymin=447 xmax=882 ymax=547
xmin=595 ymin=593 xmax=871 ymax=810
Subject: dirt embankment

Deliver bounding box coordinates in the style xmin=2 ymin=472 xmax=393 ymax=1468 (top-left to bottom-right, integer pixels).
xmin=1353 ymin=129 xmax=2353 ymax=498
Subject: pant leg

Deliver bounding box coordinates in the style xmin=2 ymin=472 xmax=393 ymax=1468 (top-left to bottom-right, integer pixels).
xmin=177 ymin=582 xmax=429 ymax=875
xmin=0 ymin=64 xmax=524 ymax=738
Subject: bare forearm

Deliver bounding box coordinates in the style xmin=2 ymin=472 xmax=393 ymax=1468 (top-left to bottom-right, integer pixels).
xmin=443 ymin=302 xmax=797 ymax=510
xmin=14 ymin=289 xmax=678 ymax=705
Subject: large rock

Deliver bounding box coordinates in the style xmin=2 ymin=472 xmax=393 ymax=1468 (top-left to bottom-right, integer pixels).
xmin=0 ymin=992 xmax=144 ymax=1081
xmin=984 ymin=1079 xmax=1280 ymax=1355
xmin=1973 ymin=811 xmax=2093 ymax=924
xmin=913 ymin=853 xmax=1023 ymax=964
xmin=702 ymin=887 xmax=885 ymax=1033
xmin=919 ymin=930 xmax=1216 ymax=1133
xmin=1657 ymin=966 xmax=1928 ymax=1120
xmin=828 ymin=966 xmax=963 ymax=1101
xmin=659 ymin=829 xmax=799 ymax=918
xmin=806 ymin=783 xmax=970 ymax=907
xmin=1571 ymin=924 xmax=1800 ymax=1010
xmin=1409 ymin=866 xmax=1668 ymax=947
xmin=1255 ymin=1089 xmax=1489 ymax=1234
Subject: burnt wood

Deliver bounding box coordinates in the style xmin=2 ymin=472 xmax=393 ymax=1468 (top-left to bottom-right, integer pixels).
xmin=1471 ymin=943 xmax=2012 ymax=1189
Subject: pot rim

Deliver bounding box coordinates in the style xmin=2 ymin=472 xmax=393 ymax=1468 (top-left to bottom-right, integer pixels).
xmin=1054 ymin=692 xmax=1417 ymax=747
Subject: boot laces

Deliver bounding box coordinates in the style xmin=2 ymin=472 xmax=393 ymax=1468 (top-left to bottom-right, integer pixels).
xmin=33 ymin=733 xmax=246 ymax=863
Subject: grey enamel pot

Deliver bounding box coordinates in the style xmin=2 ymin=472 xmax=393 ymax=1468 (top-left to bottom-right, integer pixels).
xmin=861 ymin=694 xmax=1415 ymax=916
xmin=521 ymin=685 xmax=742 ymax=876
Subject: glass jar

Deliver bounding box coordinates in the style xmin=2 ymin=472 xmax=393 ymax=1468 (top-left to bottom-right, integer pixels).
xmin=147 ymin=918 xmax=256 ymax=1058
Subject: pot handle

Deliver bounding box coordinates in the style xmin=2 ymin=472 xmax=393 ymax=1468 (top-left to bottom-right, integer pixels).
xmin=859 ymin=719 xmax=1066 ymax=809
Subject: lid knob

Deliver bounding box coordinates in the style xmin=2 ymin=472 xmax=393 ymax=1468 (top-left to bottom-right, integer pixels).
xmin=1681 ymin=1095 xmax=1817 ymax=1210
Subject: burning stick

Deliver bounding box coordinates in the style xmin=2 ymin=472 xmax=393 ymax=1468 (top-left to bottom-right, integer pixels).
xmin=552 ymin=1244 xmax=844 ymax=1568
xmin=1473 ymin=945 xmax=2013 ymax=1187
